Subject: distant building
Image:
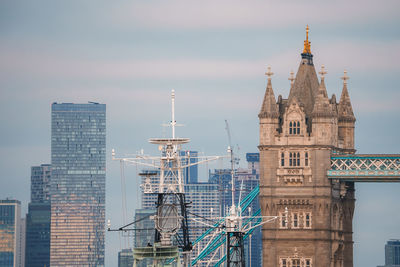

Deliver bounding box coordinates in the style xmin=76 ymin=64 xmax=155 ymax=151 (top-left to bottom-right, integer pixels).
xmin=378 ymin=239 xmax=400 ymax=267
xmin=180 ymin=150 xmax=198 ymax=184
xmin=25 ymin=203 xmax=51 ymax=267
xmin=25 ymin=164 xmax=51 ymax=267
xmin=18 ymin=218 xmax=25 ymax=267
xmin=50 ymin=102 xmax=106 ymax=266
xmin=30 ymin=164 xmax=51 ymax=203
xmin=208 ymin=153 xmax=262 ymax=267
xmin=0 ymin=199 xmax=21 ymax=267
xmin=118 ymin=249 xmax=134 ymax=267
xmin=184 ymin=183 xmax=220 ymax=265
xmin=133 ymin=209 xmax=155 ymax=267
xmin=134 ymin=209 xmax=156 ymax=248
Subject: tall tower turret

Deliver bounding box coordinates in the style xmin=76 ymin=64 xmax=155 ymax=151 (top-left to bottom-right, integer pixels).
xmin=259 ymin=67 xmax=279 ymax=146
xmin=338 ymin=70 xmax=356 ymax=151
xmin=311 ymin=65 xmax=338 ymax=146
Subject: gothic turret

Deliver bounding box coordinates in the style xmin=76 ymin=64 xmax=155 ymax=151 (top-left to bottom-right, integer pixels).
xmin=259 ymin=67 xmax=279 ymax=119
xmin=288 ymin=25 xmax=320 ymax=118
xmin=259 ymin=67 xmax=279 ymax=145
xmin=338 ymin=70 xmax=356 ymax=150
xmin=311 ymin=65 xmax=333 ymax=118
xmin=312 ymin=65 xmax=338 ymax=146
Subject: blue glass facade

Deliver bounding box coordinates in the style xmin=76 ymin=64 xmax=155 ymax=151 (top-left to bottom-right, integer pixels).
xmin=385 ymin=240 xmax=400 ymax=266
xmin=180 ymin=150 xmax=198 ymax=184
xmin=50 ymin=103 xmax=106 ymax=266
xmin=25 ymin=203 xmax=51 ymax=267
xmin=30 ymin=164 xmax=51 ymax=203
xmin=0 ymin=200 xmax=21 ymax=267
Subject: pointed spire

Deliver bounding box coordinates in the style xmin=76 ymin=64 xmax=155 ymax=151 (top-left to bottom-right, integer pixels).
xmin=259 ymin=66 xmax=279 ymax=118
xmin=312 ymin=65 xmax=333 ymax=117
xmin=338 ymin=70 xmax=355 ymax=122
xmin=288 ymin=70 xmax=295 ymax=88
xmin=303 ymin=25 xmax=311 ymax=54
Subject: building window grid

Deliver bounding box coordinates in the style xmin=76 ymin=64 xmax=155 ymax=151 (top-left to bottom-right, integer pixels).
xmin=289 ymin=121 xmax=301 ymax=135
xmin=289 ymin=152 xmax=301 ymax=167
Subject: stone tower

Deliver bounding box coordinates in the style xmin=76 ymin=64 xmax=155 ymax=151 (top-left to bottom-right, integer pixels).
xmin=258 ymin=26 xmax=356 ymax=267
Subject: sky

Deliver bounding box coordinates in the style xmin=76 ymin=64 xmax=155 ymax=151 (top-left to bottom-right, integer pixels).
xmin=0 ymin=0 xmax=400 ymax=266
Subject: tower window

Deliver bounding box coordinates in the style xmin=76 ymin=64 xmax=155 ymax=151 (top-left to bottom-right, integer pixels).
xmin=279 ymin=212 xmax=288 ymax=229
xmin=289 ymin=121 xmax=301 ymax=135
xmin=305 ymin=152 xmax=309 ymax=166
xmin=304 ymin=212 xmax=312 ymax=228
xmin=289 ymin=152 xmax=300 ymax=167
xmin=281 ymin=152 xmax=285 ymax=167
xmin=305 ymin=259 xmax=312 ymax=267
xmin=281 ymin=259 xmax=287 ymax=267
xmin=292 ymin=259 xmax=301 ymax=267
xmin=292 ymin=212 xmax=299 ymax=228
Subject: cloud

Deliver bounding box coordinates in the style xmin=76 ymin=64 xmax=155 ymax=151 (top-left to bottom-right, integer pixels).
xmin=109 ymin=0 xmax=399 ymax=30
xmin=1 ymin=40 xmax=399 ymax=84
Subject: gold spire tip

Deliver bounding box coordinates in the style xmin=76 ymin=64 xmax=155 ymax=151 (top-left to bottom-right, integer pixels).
xmin=303 ymin=25 xmax=311 ymax=54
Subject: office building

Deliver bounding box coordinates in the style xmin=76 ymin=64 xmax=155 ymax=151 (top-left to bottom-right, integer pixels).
xmin=25 ymin=203 xmax=51 ymax=267
xmin=25 ymin=164 xmax=51 ymax=267
xmin=118 ymin=249 xmax=134 ymax=267
xmin=378 ymin=239 xmax=400 ymax=267
xmin=133 ymin=209 xmax=155 ymax=267
xmin=184 ymin=183 xmax=220 ymax=265
xmin=180 ymin=150 xmax=198 ymax=184
xmin=31 ymin=164 xmax=51 ymax=203
xmin=50 ymin=102 xmax=106 ymax=266
xmin=0 ymin=199 xmax=21 ymax=267
xmin=18 ymin=218 xmax=25 ymax=267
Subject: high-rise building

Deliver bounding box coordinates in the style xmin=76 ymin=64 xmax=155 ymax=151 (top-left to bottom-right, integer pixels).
xmin=25 ymin=164 xmax=51 ymax=267
xmin=180 ymin=150 xmax=198 ymax=184
xmin=50 ymin=102 xmax=106 ymax=266
xmin=184 ymin=183 xmax=220 ymax=265
xmin=133 ymin=209 xmax=155 ymax=267
xmin=18 ymin=218 xmax=25 ymax=267
xmin=31 ymin=164 xmax=51 ymax=203
xmin=378 ymin=239 xmax=400 ymax=267
xmin=118 ymin=249 xmax=134 ymax=267
xmin=0 ymin=199 xmax=21 ymax=267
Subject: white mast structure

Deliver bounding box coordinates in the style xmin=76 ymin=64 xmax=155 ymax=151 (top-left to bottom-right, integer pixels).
xmin=111 ymin=89 xmax=225 ymax=266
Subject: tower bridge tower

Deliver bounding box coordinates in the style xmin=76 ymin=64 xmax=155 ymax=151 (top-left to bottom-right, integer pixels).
xmin=259 ymin=26 xmax=356 ymax=267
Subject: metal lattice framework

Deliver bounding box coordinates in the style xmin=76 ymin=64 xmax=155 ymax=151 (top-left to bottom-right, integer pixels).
xmin=328 ymin=154 xmax=400 ymax=182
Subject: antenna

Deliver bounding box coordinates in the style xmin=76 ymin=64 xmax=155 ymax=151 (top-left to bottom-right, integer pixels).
xmin=171 ymin=89 xmax=176 ymax=139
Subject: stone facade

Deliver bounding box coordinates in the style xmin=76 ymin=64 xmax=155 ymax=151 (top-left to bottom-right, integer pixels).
xmin=258 ymin=35 xmax=356 ymax=267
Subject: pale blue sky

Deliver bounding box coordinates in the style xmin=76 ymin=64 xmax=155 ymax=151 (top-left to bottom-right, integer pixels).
xmin=1 ymin=1 xmax=400 ymax=266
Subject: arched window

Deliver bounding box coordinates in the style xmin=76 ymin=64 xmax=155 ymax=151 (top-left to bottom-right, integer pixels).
xmin=281 ymin=152 xmax=285 ymax=167
xmin=289 ymin=122 xmax=293 ymax=134
xmin=296 ymin=121 xmax=301 ymax=134
xmin=305 ymin=152 xmax=309 ymax=166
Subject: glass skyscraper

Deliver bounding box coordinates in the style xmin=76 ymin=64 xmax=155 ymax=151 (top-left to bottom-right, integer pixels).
xmin=50 ymin=102 xmax=106 ymax=266
xmin=0 ymin=199 xmax=21 ymax=267
xmin=26 ymin=164 xmax=51 ymax=267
